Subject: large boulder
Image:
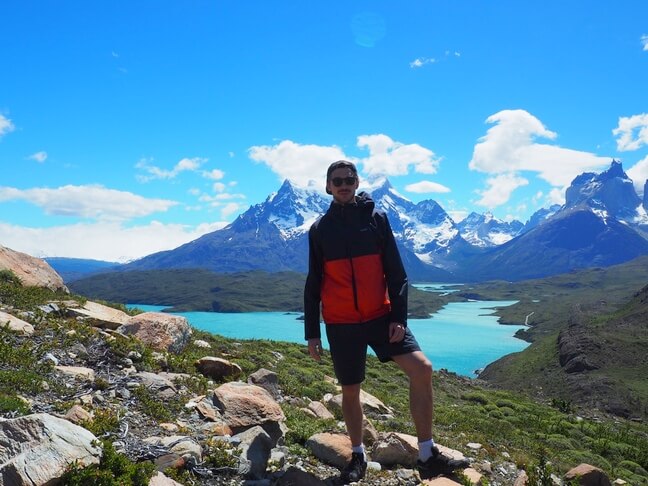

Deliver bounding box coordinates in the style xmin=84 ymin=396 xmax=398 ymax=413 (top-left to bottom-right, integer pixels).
xmin=0 ymin=245 xmax=67 ymax=292
xmin=0 ymin=413 xmax=101 ymax=485
xmin=66 ymin=300 xmax=131 ymax=330
xmin=212 ymin=382 xmax=285 ymax=444
xmin=564 ymin=463 xmax=612 ymax=486
xmin=119 ymin=312 xmax=192 ymax=353
xmin=0 ymin=310 xmax=34 ymax=335
xmin=305 ymin=432 xmax=351 ymax=469
xmin=195 ymin=356 xmax=242 ymax=381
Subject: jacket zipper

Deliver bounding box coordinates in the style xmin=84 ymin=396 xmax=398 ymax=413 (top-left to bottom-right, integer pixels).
xmin=342 ymin=205 xmax=361 ymax=315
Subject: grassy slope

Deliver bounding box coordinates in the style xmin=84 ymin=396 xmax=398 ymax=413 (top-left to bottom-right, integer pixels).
xmin=472 ymin=257 xmax=648 ymax=419
xmin=1 ymin=272 xmax=647 ymax=484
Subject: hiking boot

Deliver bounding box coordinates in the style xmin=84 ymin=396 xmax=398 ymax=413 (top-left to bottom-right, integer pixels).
xmin=339 ymin=452 xmax=367 ymax=483
xmin=416 ymin=446 xmax=469 ymax=479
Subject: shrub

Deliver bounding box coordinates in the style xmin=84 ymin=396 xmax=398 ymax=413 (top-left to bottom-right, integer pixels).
xmin=61 ymin=440 xmax=155 ymax=485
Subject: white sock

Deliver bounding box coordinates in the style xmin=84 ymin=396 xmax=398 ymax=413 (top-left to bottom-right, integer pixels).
xmin=352 ymin=444 xmax=366 ymax=460
xmin=418 ymin=439 xmax=436 ymax=461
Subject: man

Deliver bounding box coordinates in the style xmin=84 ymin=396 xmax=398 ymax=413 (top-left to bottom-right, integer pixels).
xmin=304 ymin=160 xmax=469 ymax=483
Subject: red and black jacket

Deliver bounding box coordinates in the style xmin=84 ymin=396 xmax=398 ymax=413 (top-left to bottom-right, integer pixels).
xmin=304 ymin=192 xmax=408 ymax=340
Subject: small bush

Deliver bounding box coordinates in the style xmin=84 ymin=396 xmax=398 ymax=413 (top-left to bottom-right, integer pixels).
xmin=61 ymin=440 xmax=155 ymax=485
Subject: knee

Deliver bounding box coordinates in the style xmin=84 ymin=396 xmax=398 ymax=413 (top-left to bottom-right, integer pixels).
xmin=417 ymin=358 xmax=433 ymax=380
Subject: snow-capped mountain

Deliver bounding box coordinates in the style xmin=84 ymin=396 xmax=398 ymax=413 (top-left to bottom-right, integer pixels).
xmin=368 ymin=179 xmax=471 ymax=269
xmin=459 ymin=161 xmax=648 ymax=280
xmin=565 ymin=160 xmax=648 ymax=227
xmin=120 ymin=161 xmax=648 ymax=282
xmin=456 ymin=212 xmax=524 ymax=248
xmin=521 ymin=204 xmax=562 ymax=233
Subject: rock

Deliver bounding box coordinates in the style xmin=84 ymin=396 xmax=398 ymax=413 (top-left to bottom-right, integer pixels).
xmin=201 ymin=421 xmax=233 ymax=436
xmin=119 ymin=312 xmax=192 ymax=353
xmin=195 ymin=399 xmax=221 ymax=421
xmin=248 ymin=368 xmax=281 ymax=399
xmin=362 ymin=416 xmax=379 ymax=446
xmin=513 ymin=470 xmax=529 ymax=485
xmin=0 ymin=310 xmax=34 ymax=335
xmin=213 ymin=382 xmax=285 ymax=430
xmin=64 ymin=404 xmax=93 ymax=424
xmin=558 ymin=321 xmax=600 ymax=373
xmin=149 ymin=471 xmax=185 ymax=486
xmin=462 ymin=467 xmax=484 ymax=484
xmin=466 ymin=442 xmax=482 ymax=450
xmin=325 ymin=389 xmax=392 ymax=416
xmin=305 ymin=432 xmax=351 ymax=468
xmin=0 ymin=245 xmax=67 ymax=291
xmin=371 ymin=432 xmax=418 ymax=467
xmin=564 ymin=463 xmax=612 ymax=486
xmin=144 ymin=436 xmax=203 ymax=462
xmin=306 ymin=400 xmax=334 ymax=420
xmin=134 ymin=371 xmax=178 ymax=398
xmin=0 ymin=413 xmax=101 ymax=485
xmin=235 ymin=425 xmax=273 ymax=479
xmin=55 ymin=365 xmax=96 ymax=381
xmin=195 ymin=356 xmax=243 ymax=380
xmin=422 ymin=478 xmax=463 ymax=485
xmin=153 ymin=453 xmax=185 ymax=472
xmin=66 ymin=300 xmax=131 ymax=330
xmin=159 ymin=423 xmax=180 ymax=433
xmin=194 ymin=339 xmax=211 ymax=348
xmin=275 ymin=466 xmax=328 ymax=485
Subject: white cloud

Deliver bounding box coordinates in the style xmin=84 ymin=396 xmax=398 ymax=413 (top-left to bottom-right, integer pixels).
xmin=613 ymin=113 xmax=648 ymax=151
xmin=547 ymin=188 xmax=565 ymax=205
xmin=358 ymin=134 xmax=440 ymax=176
xmin=28 ymin=151 xmax=48 ymax=163
xmin=0 ymin=115 xmax=15 ymax=137
xmin=405 ymin=180 xmax=451 ymax=194
xmin=0 ymin=184 xmax=177 ymax=221
xmin=475 ymin=173 xmax=529 ymax=208
xmin=135 ymin=157 xmax=208 ymax=182
xmin=0 ymin=220 xmax=227 ymax=262
xmin=212 ymin=182 xmax=226 ymax=193
xmin=248 ymin=140 xmax=348 ymax=189
xmin=410 ymin=57 xmax=436 ymax=68
xmin=249 ymin=135 xmax=441 ymax=188
xmin=203 ymin=168 xmax=225 ymax=180
xmin=470 ymin=110 xmax=610 ymax=193
xmin=627 ymin=154 xmax=648 ymax=195
xmin=221 ymin=203 xmax=242 ymax=218
xmin=642 ymin=34 xmax=648 ymax=51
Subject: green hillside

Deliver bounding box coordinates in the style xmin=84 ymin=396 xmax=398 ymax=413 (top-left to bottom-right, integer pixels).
xmin=1 ymin=272 xmax=647 ymax=484
xmin=468 ymin=256 xmax=648 ymax=419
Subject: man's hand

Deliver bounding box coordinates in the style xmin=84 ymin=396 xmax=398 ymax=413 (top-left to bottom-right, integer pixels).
xmin=389 ymin=322 xmax=406 ymax=343
xmin=308 ymin=338 xmax=323 ymax=361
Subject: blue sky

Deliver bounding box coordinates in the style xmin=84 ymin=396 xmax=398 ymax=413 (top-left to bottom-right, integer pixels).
xmin=1 ymin=1 xmax=648 ymax=262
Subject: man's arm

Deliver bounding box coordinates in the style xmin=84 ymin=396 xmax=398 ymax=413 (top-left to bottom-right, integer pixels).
xmin=304 ymin=226 xmax=323 ymax=340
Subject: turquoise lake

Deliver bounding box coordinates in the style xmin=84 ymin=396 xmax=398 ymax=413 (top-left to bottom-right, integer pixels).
xmin=129 ymin=289 xmax=529 ymax=378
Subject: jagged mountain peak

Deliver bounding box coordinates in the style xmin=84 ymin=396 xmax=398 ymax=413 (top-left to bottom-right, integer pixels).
xmin=565 ymin=160 xmax=642 ymax=222
xmin=456 ymin=211 xmax=523 ymax=248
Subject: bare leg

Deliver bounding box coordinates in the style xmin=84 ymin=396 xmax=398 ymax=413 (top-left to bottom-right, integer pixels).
xmin=392 ymin=351 xmax=434 ymax=441
xmin=341 ymin=383 xmax=364 ymax=446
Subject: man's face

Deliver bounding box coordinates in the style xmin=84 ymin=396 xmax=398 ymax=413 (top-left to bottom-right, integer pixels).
xmin=327 ymin=167 xmax=359 ymax=205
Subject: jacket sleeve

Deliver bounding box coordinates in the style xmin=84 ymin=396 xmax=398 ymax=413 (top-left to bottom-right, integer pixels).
xmin=380 ymin=213 xmax=408 ymax=326
xmin=303 ymin=225 xmax=323 ymax=340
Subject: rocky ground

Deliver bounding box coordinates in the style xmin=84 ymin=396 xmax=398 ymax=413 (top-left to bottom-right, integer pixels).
xmin=1 ymin=297 xmax=623 ymax=486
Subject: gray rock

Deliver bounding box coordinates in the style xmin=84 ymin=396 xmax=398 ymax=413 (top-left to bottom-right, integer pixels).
xmin=0 ymin=413 xmax=101 ymax=486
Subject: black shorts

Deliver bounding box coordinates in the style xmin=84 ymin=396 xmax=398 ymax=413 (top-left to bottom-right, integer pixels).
xmin=325 ymin=315 xmax=421 ymax=386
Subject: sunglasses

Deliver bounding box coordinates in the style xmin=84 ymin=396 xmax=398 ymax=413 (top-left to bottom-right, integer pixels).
xmin=330 ymin=176 xmax=357 ymax=187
